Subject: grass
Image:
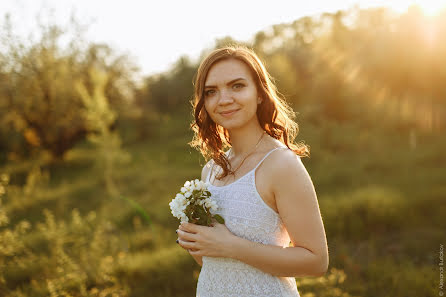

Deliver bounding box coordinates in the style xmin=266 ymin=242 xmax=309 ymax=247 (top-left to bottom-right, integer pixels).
xmin=0 ymin=110 xmax=444 ymax=296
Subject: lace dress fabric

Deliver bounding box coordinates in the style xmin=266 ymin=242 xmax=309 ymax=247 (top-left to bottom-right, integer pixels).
xmin=196 ymin=147 xmax=301 ymax=297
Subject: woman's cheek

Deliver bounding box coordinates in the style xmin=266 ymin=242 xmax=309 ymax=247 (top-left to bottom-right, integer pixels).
xmin=203 ymin=104 xmax=214 ymax=120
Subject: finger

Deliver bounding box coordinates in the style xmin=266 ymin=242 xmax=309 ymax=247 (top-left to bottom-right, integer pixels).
xmin=177 ymin=226 xmax=196 ymax=235
xmin=178 ymin=239 xmax=195 ymax=250
xmin=177 ymin=229 xmax=197 ymax=242
xmin=188 ymin=249 xmax=202 ymax=256
xmin=180 ymin=222 xmax=202 ymax=233
xmin=177 ymin=240 xmax=190 ymax=251
xmin=179 ymin=222 xmax=193 ymax=233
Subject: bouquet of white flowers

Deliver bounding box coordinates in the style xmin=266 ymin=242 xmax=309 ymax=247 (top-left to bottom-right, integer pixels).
xmin=169 ymin=179 xmax=224 ymax=226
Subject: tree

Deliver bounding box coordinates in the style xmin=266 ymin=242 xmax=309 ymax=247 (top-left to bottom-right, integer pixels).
xmin=0 ymin=12 xmax=138 ymax=161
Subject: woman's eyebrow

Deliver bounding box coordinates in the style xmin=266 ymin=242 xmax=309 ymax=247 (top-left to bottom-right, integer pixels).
xmin=204 ymin=78 xmax=246 ymax=89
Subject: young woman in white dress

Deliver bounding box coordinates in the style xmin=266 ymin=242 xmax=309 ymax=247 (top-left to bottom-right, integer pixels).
xmin=176 ymin=45 xmax=328 ymax=297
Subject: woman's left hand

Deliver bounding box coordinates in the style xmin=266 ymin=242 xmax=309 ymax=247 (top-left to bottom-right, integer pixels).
xmin=177 ymin=221 xmax=237 ymax=258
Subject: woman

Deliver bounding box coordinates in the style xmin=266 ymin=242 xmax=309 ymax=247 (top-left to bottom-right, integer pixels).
xmin=176 ymin=45 xmax=328 ymax=297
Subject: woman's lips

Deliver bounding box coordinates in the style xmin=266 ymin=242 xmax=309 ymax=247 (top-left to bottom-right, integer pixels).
xmin=220 ymin=109 xmax=239 ymax=117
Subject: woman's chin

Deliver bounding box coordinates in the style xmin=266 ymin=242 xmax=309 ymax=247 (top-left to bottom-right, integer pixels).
xmin=217 ymin=118 xmax=256 ymax=131
xmin=220 ymin=123 xmax=245 ymax=132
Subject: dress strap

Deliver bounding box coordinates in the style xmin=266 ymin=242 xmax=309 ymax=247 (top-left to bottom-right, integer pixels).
xmin=205 ymin=149 xmax=231 ymax=184
xmin=205 ymin=159 xmax=214 ymax=183
xmin=252 ymin=147 xmax=288 ymax=172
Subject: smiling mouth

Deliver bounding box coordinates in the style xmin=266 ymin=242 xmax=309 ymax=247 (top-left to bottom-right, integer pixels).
xmin=220 ymin=109 xmax=239 ymax=116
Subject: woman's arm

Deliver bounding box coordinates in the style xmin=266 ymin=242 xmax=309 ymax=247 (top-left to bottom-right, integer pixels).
xmin=229 ymin=150 xmax=328 ymax=277
xmin=188 ymin=249 xmax=203 ymax=266
xmin=179 ymin=150 xmax=328 ymax=277
xmin=228 ymin=235 xmax=325 ymax=277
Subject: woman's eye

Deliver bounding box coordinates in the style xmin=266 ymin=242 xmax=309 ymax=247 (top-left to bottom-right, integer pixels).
xmin=205 ymin=89 xmax=215 ymax=97
xmin=233 ymin=83 xmax=244 ymax=89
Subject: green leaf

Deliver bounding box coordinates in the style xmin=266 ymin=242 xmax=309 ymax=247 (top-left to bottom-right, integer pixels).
xmin=197 ymin=205 xmax=206 ymax=216
xmin=213 ymin=214 xmax=225 ymax=224
xmin=118 ymin=195 xmax=153 ymax=229
xmin=198 ymin=216 xmax=207 ymax=226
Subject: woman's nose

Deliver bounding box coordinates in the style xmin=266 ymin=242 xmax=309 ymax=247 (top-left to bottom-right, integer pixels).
xmin=218 ymin=89 xmax=234 ymax=104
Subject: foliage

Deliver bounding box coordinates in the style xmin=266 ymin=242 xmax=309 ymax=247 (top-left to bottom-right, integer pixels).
xmin=0 ymin=108 xmax=444 ymax=296
xmin=297 ymin=268 xmax=354 ymax=297
xmin=138 ymin=55 xmax=196 ymax=113
xmin=0 ymin=171 xmax=130 ymax=296
xmin=0 ymin=13 xmax=138 ymax=161
xmin=138 ymin=6 xmax=446 ymax=134
xmin=0 ymin=4 xmax=444 ymax=297
xmin=76 ymin=67 xmax=131 ymax=197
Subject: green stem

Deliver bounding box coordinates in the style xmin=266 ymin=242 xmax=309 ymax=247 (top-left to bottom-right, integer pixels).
xmin=117 ymin=195 xmax=154 ymax=231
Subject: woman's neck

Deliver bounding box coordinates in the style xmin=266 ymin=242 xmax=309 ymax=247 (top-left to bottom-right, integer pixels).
xmin=228 ymin=126 xmax=266 ymax=157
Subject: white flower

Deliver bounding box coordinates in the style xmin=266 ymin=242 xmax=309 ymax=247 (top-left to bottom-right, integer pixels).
xmin=210 ymin=202 xmax=218 ymax=213
xmin=197 ymin=181 xmax=206 ymax=191
xmin=180 ymin=213 xmax=189 ymax=223
xmin=169 ymin=192 xmax=189 ymax=220
xmin=203 ymin=198 xmax=218 ymax=213
xmin=170 ymin=179 xmax=221 ymax=225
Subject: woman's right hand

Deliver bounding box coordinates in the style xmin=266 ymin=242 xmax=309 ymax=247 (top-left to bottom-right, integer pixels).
xmin=177 ymin=225 xmax=203 ymax=266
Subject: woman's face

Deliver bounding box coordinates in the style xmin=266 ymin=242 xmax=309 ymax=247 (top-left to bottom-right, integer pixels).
xmin=203 ymin=58 xmax=261 ymax=131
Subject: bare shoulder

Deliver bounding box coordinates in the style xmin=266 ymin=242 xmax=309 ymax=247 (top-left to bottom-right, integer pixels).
xmin=265 ymin=147 xmax=309 ymax=189
xmin=265 ymin=148 xmax=327 ymax=272
xmin=268 ymin=146 xmax=304 ymax=167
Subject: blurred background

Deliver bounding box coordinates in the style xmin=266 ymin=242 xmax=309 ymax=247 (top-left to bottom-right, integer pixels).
xmin=0 ymin=0 xmax=445 ymax=296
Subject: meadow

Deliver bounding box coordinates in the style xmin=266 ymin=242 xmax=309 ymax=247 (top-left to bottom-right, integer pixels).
xmin=1 ymin=5 xmax=445 ymax=296
xmin=1 ymin=108 xmax=444 ymax=296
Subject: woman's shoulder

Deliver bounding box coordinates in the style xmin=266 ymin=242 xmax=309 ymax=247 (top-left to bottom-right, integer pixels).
xmin=262 ymin=145 xmax=310 ymax=199
xmin=264 ymin=143 xmax=304 ymax=171
xmin=263 ymin=137 xmax=301 ymax=159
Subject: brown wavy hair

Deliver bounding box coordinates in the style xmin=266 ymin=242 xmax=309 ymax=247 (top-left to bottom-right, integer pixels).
xmin=188 ymin=44 xmax=310 ymax=180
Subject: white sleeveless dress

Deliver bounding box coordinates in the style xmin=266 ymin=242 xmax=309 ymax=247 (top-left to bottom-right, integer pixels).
xmin=196 ymin=147 xmax=301 ymax=297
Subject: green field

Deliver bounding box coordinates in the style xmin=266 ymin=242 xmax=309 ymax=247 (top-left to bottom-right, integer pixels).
xmin=1 ymin=109 xmax=444 ymax=297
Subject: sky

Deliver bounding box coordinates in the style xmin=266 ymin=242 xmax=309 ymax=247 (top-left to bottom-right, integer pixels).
xmin=0 ymin=0 xmax=443 ymax=76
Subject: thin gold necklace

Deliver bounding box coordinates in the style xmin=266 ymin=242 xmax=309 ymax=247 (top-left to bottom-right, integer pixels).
xmin=223 ymin=131 xmax=266 ymax=186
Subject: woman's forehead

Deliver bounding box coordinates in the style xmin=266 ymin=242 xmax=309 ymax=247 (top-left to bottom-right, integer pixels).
xmin=205 ymin=59 xmax=253 ymax=85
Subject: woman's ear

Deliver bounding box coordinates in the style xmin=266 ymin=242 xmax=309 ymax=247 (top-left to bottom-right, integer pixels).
xmin=257 ymin=97 xmax=262 ymax=104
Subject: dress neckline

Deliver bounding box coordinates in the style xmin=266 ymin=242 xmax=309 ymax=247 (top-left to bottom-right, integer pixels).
xmin=207 ymin=166 xmax=255 ymax=189
xmin=207 ymin=146 xmax=286 ymax=189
